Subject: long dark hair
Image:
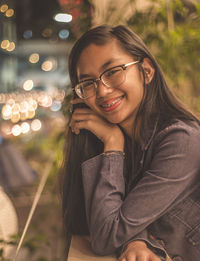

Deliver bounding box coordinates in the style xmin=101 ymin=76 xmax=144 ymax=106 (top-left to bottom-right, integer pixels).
xmin=60 ymin=25 xmax=199 ymax=256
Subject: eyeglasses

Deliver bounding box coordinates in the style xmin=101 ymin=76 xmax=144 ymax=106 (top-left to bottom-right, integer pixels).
xmin=73 ymin=61 xmax=140 ymax=99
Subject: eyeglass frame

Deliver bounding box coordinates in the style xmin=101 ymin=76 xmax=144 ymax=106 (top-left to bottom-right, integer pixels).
xmin=72 ymin=60 xmax=140 ymax=99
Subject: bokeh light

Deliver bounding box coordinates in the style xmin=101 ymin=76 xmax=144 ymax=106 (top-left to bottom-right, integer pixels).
xmin=11 ymin=112 xmax=20 ymax=123
xmin=7 ymin=98 xmax=15 ymax=107
xmin=1 ymin=40 xmax=10 ymax=49
xmin=0 ymin=4 xmax=8 ymax=13
xmin=23 ymin=80 xmax=34 ymax=91
xmin=12 ymin=124 xmax=21 ymax=136
xmin=41 ymin=58 xmax=57 ymax=72
xmin=6 ymin=42 xmax=15 ymax=52
xmin=21 ymin=122 xmax=30 ymax=134
xmin=23 ymin=30 xmax=33 ymax=39
xmin=41 ymin=61 xmax=53 ymax=71
xmin=42 ymin=28 xmax=53 ymax=38
xmin=29 ymin=53 xmax=40 ymax=63
xmin=38 ymin=95 xmax=52 ymax=107
xmin=31 ymin=119 xmax=42 ymax=131
xmin=27 ymin=107 xmax=35 ymax=119
xmin=54 ymin=13 xmax=72 ymax=23
xmin=5 ymin=8 xmax=14 ymax=17
xmin=50 ymin=100 xmax=62 ymax=112
xmin=58 ymin=29 xmax=69 ymax=39
xmin=1 ymin=123 xmax=12 ymax=136
xmin=2 ymin=104 xmax=12 ymax=120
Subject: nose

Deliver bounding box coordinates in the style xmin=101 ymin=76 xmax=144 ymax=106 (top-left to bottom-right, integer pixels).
xmin=96 ymin=80 xmax=114 ymax=98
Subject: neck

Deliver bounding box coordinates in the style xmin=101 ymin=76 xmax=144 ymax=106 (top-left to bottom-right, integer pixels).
xmin=120 ymin=116 xmax=141 ymax=140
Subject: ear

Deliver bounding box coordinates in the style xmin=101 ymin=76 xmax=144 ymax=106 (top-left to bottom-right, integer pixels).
xmin=141 ymin=58 xmax=155 ymax=84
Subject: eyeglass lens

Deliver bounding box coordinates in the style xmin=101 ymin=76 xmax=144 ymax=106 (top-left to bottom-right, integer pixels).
xmin=76 ymin=67 xmax=125 ymax=99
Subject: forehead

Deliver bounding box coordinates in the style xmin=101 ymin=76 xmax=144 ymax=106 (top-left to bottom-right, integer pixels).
xmin=76 ymin=40 xmax=132 ymax=77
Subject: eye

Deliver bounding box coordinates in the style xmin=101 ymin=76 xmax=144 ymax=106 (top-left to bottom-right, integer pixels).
xmin=104 ymin=67 xmax=122 ymax=78
xmin=81 ymin=80 xmax=94 ymax=89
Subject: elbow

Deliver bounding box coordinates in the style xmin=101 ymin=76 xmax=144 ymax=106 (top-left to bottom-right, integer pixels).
xmin=90 ymin=214 xmax=122 ymax=255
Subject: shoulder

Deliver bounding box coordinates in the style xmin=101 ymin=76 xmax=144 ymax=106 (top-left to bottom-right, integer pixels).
xmin=146 ymin=119 xmax=200 ymax=177
xmin=155 ymin=119 xmax=200 ymax=142
xmin=149 ymin=119 xmax=200 ymax=160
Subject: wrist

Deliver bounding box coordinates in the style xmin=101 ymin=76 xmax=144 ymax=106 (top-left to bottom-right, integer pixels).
xmin=104 ymin=145 xmax=124 ymax=152
xmin=102 ymin=150 xmax=125 ymax=158
xmin=104 ymin=135 xmax=124 ymax=152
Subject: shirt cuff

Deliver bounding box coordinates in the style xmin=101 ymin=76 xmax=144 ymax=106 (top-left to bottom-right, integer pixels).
xmin=117 ymin=230 xmax=167 ymax=261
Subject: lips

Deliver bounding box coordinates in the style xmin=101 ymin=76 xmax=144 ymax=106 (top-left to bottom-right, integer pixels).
xmin=100 ymin=95 xmax=124 ymax=112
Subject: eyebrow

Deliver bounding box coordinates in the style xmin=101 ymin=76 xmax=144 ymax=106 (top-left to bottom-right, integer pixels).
xmin=78 ymin=58 xmax=121 ymax=81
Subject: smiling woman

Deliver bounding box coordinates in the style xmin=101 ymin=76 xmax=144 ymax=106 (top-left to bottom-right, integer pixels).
xmin=60 ymin=25 xmax=200 ymax=261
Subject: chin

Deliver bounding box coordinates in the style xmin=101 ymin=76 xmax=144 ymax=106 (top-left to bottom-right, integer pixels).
xmin=106 ymin=117 xmax=123 ymax=124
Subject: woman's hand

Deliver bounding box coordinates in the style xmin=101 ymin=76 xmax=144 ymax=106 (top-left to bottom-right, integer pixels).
xmin=70 ymin=99 xmax=124 ymax=152
xmin=118 ymin=241 xmax=161 ymax=261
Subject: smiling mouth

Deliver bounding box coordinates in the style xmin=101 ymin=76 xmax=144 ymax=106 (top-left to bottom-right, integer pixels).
xmin=100 ymin=95 xmax=125 ymax=111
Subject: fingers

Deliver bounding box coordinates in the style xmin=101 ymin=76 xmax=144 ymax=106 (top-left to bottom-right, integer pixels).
xmin=118 ymin=255 xmax=126 ymax=261
xmin=118 ymin=251 xmax=137 ymax=261
xmin=118 ymin=247 xmax=162 ymax=261
xmin=70 ymin=108 xmax=96 ymax=134
xmin=69 ymin=107 xmax=124 ymax=150
xmin=71 ymin=120 xmax=90 ymax=135
xmin=118 ymin=254 xmax=136 ymax=261
xmin=72 ymin=108 xmax=94 ymax=115
xmin=149 ymin=254 xmax=162 ymax=261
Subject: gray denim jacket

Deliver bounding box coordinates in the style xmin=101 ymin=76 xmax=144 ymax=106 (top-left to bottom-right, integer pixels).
xmin=81 ymin=119 xmax=200 ymax=261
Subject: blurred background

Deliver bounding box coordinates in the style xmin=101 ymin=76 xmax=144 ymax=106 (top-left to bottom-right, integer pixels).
xmin=0 ymin=0 xmax=200 ymax=260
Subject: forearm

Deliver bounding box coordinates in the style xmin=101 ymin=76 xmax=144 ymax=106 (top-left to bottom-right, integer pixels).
xmin=82 ymin=126 xmax=200 ymax=255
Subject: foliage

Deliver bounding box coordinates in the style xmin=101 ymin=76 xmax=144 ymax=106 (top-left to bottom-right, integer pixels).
xmin=0 ymin=227 xmax=64 ymax=260
xmin=127 ymin=0 xmax=200 ymax=113
xmin=88 ymin=0 xmax=200 ymax=114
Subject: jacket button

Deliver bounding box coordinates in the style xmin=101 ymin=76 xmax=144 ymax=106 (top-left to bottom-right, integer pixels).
xmin=172 ymin=256 xmax=183 ymax=261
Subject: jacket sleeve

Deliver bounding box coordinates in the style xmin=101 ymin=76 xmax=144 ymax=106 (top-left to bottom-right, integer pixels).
xmin=81 ymin=123 xmax=200 ymax=255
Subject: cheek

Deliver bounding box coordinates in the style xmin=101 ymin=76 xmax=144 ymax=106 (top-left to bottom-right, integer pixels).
xmin=124 ymin=80 xmax=144 ymax=100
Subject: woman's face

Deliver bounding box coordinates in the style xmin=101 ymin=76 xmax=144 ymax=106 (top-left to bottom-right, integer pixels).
xmin=76 ymin=40 xmax=152 ymax=136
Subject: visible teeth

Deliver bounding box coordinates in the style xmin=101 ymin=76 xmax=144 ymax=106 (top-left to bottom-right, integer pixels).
xmin=101 ymin=97 xmax=123 ymax=108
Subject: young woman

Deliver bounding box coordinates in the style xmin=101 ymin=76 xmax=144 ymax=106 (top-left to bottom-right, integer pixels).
xmin=61 ymin=25 xmax=200 ymax=261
